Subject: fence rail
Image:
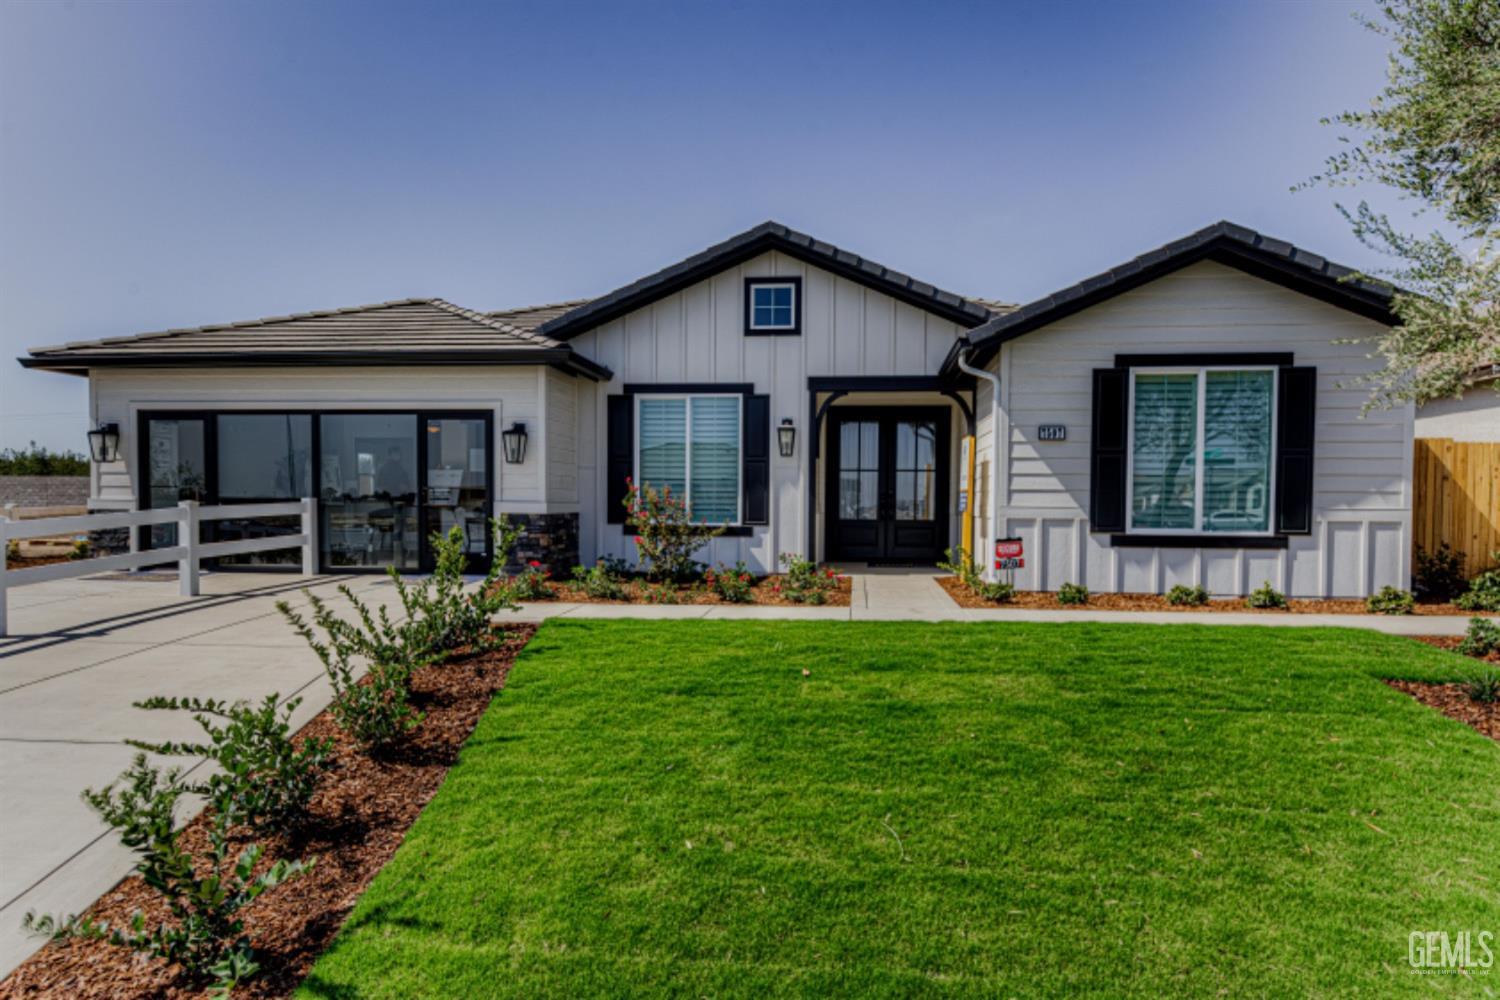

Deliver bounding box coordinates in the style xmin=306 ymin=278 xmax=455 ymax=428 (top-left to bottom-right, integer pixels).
xmin=0 ymin=499 xmax=318 ymax=637
xmin=1413 ymin=438 xmax=1500 ymax=579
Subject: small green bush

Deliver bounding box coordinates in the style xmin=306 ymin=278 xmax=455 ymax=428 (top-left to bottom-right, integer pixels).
xmin=977 ymin=580 xmax=1016 ymax=603
xmin=392 ymin=518 xmax=522 ymax=657
xmin=641 ymin=581 xmax=680 ymax=604
xmin=1456 ymin=556 xmax=1500 ymax=612
xmin=24 ymin=755 xmax=310 ymax=993
xmin=1414 ymin=543 xmax=1467 ymax=602
xmin=1166 ymin=584 xmax=1209 ymax=606
xmin=1463 ymin=667 xmax=1500 ymax=704
xmin=1459 ymin=616 xmax=1500 ymax=657
xmin=1057 ymin=582 xmax=1089 ymax=606
xmin=505 ymin=560 xmax=553 ymax=600
xmin=571 ymin=561 xmax=627 ymax=600
xmin=625 ymin=478 xmax=725 ymax=581
xmin=4 ymin=539 xmax=18 ymax=561
xmin=938 ymin=547 xmax=985 ymax=593
xmin=1365 ymin=585 xmax=1415 ymax=615
xmin=127 ymin=694 xmax=333 ymax=835
xmin=706 ymin=562 xmax=755 ymax=603
xmin=1247 ymin=581 xmax=1288 ymax=609
xmin=778 ymin=553 xmax=839 ymax=605
xmin=68 ymin=538 xmax=91 ymax=560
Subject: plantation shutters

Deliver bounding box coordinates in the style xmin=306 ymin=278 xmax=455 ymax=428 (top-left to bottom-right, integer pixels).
xmin=1090 ymin=368 xmax=1129 ymax=532
xmin=1275 ymin=366 xmax=1317 ymax=534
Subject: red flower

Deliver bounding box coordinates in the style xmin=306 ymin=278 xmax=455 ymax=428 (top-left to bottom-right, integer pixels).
xmin=528 ymin=560 xmax=542 ymax=568
xmin=633 ymin=535 xmax=642 ymax=544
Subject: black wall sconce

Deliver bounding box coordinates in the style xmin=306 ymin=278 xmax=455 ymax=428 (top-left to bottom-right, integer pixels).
xmin=777 ymin=418 xmax=796 ymax=458
xmin=87 ymin=423 xmax=120 ymax=463
xmin=501 ymin=422 xmax=528 ymax=464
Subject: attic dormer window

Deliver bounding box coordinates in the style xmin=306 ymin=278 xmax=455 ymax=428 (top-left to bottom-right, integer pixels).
xmin=745 ymin=278 xmax=801 ymax=335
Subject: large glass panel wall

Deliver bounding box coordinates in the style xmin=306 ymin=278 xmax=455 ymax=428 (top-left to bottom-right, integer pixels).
xmin=422 ymin=417 xmax=490 ymax=564
xmin=144 ymin=417 xmax=208 ymax=549
xmin=319 ymin=414 xmax=420 ymax=571
xmin=213 ymin=414 xmax=313 ymax=566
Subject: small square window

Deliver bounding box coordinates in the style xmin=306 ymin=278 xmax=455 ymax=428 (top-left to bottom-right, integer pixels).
xmin=746 ymin=279 xmax=800 ymax=334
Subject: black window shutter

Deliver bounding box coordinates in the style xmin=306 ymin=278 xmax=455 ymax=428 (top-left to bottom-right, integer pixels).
xmin=1090 ymin=368 xmax=1129 ymax=532
xmin=743 ymin=394 xmax=770 ymax=525
xmin=606 ymin=394 xmax=633 ymax=524
xmin=1275 ymin=366 xmax=1316 ymax=534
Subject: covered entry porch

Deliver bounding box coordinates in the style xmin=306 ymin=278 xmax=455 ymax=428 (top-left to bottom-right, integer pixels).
xmin=805 ymin=376 xmax=976 ymax=566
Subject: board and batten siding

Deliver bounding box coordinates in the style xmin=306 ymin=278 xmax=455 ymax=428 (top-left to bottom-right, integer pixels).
xmin=979 ymin=260 xmax=1413 ymax=598
xmin=572 ymin=249 xmax=971 ymax=570
xmin=86 ymin=365 xmax=561 ymax=514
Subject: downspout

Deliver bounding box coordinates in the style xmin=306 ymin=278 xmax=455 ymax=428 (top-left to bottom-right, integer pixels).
xmin=955 ymin=344 xmax=1001 ymax=580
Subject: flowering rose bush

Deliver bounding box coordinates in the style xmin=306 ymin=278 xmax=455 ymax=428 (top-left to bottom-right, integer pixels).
xmin=778 ymin=553 xmax=840 ymax=605
xmin=707 ymin=562 xmax=755 ymax=603
xmin=624 ymin=478 xmax=725 ymax=581
xmin=505 ymin=560 xmax=553 ymax=600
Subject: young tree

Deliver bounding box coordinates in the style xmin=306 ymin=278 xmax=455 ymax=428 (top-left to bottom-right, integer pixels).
xmin=1307 ymin=0 xmax=1500 ymax=407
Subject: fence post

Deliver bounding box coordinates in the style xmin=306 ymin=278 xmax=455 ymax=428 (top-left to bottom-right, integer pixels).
xmin=1 ymin=511 xmax=9 ymax=638
xmin=300 ymin=497 xmax=318 ymax=577
xmin=178 ymin=500 xmax=200 ymax=597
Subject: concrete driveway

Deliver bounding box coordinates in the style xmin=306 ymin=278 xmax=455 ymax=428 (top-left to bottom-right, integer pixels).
xmin=0 ymin=570 xmax=399 ymax=977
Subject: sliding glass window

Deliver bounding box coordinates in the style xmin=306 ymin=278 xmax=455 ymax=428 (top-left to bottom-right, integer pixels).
xmin=213 ymin=414 xmax=313 ymax=566
xmin=319 ymin=414 xmax=420 ymax=571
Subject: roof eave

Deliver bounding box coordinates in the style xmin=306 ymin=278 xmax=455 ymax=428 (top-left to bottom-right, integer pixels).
xmin=18 ymin=348 xmax=615 ymax=381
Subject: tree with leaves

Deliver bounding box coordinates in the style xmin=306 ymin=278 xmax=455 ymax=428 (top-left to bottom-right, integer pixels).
xmin=1307 ymin=0 xmax=1500 ymax=408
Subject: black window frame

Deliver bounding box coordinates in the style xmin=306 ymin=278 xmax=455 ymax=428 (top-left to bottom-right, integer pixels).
xmin=744 ymin=277 xmax=803 ymax=336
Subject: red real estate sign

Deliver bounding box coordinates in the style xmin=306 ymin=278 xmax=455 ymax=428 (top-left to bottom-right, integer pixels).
xmin=995 ymin=538 xmax=1024 ymax=570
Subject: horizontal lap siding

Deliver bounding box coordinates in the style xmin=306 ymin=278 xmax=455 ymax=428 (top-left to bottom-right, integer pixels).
xmin=993 ymin=260 xmax=1412 ymax=597
xmin=89 ymin=366 xmax=543 ymax=512
xmin=574 ymin=250 xmax=969 ymax=571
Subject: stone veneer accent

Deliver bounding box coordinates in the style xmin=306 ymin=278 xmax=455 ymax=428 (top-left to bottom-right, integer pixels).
xmin=502 ymin=512 xmax=579 ymax=575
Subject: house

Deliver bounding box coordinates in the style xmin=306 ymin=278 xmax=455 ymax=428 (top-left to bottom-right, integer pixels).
xmin=17 ymin=220 xmax=1413 ymax=597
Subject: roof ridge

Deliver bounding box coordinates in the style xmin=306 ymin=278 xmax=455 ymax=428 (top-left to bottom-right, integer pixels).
xmin=425 ymin=298 xmax=565 ymax=348
xmin=488 ymin=297 xmax=594 ymax=315
xmin=28 ymin=298 xmax=441 ymax=355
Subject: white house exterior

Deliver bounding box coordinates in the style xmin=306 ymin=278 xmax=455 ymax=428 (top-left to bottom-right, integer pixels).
xmin=19 ymin=220 xmax=1412 ymax=597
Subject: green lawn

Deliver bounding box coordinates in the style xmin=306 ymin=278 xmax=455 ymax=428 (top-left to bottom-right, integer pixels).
xmin=297 ymin=621 xmax=1500 ymax=998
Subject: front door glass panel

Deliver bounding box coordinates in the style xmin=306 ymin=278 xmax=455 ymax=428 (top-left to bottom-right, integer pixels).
xmin=423 ymin=417 xmax=490 ymax=566
xmin=893 ymin=420 xmax=937 ymax=521
xmin=837 ymin=420 xmax=880 ymax=521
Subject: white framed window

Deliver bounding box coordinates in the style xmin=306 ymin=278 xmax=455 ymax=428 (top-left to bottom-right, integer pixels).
xmin=1126 ymin=366 xmax=1278 ymax=535
xmin=634 ymin=394 xmax=742 ymax=524
xmin=746 ymin=279 xmax=799 ymax=332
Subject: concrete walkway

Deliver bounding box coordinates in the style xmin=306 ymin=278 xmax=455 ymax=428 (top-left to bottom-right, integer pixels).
xmin=0 ymin=566 xmax=1476 ymax=976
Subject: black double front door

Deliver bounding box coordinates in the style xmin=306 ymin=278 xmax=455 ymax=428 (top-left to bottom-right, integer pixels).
xmin=826 ymin=408 xmax=949 ymax=563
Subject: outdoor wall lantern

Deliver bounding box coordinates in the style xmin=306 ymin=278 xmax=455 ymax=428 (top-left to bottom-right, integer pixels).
xmin=501 ymin=422 xmax=528 ymax=464
xmin=87 ymin=423 xmax=120 ymax=463
xmin=777 ymin=418 xmax=796 ymax=458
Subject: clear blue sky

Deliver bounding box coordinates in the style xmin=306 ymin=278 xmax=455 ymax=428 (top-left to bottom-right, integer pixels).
xmin=1 ymin=0 xmax=1399 ymax=452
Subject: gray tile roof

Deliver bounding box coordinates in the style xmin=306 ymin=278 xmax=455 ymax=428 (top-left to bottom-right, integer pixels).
xmin=488 ymin=299 xmax=595 ymax=332
xmin=951 ymin=220 xmax=1398 ymax=372
xmin=21 ymin=298 xmax=612 ymax=379
xmin=536 ymin=221 xmax=1004 ymax=339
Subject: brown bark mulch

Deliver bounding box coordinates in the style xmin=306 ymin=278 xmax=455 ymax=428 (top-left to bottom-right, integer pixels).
xmin=3 ymin=554 xmax=72 ymax=570
xmin=1386 ymin=681 xmax=1500 ymax=744
xmin=0 ymin=625 xmax=536 ymax=1000
xmin=525 ymin=574 xmax=852 ymax=607
xmin=1407 ymin=634 xmax=1500 ymax=664
xmin=935 ymin=575 xmax=1488 ymax=616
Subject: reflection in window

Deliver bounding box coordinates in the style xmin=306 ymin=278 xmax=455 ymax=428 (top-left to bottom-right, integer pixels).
xmin=837 ymin=420 xmax=879 ymax=521
xmin=894 ymin=421 xmax=936 ymax=521
xmin=319 ymin=414 xmax=419 ymax=571
xmin=749 ymin=281 xmax=797 ymax=330
xmin=636 ymin=396 xmax=741 ymax=524
xmin=216 ymin=414 xmax=312 ymax=499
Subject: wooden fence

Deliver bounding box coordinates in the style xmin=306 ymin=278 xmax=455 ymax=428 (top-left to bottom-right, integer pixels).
xmin=1413 ymin=438 xmax=1500 ymax=578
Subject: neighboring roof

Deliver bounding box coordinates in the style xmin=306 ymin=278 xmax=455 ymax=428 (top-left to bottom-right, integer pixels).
xmin=949 ymin=221 xmax=1400 ymax=373
xmin=537 ymin=221 xmax=1001 ymax=340
xmin=21 ymin=298 xmax=612 ymax=380
xmin=488 ymin=298 xmax=594 ymax=332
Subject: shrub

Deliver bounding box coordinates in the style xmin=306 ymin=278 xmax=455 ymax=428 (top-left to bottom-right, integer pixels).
xmin=778 ymin=553 xmax=839 ymax=605
xmin=977 ymin=580 xmax=1016 ymax=603
xmin=0 ymin=441 xmax=89 ymax=476
xmin=277 ymin=591 xmax=423 ymax=750
xmin=571 ymin=560 xmax=627 ymax=600
xmin=1166 ymin=584 xmax=1209 ymax=606
xmin=24 ymin=755 xmax=310 ymax=993
xmin=391 ymin=517 xmax=522 ymax=657
xmin=706 ymin=562 xmax=755 ymax=603
xmin=1459 ymin=616 xmax=1500 ymax=657
xmin=1365 ymin=585 xmax=1415 ymax=615
xmin=1456 ymin=556 xmax=1500 ymax=612
xmin=625 ymin=478 xmax=725 ymax=581
xmin=641 ymin=581 xmax=680 ymax=604
xmin=1463 ymin=667 xmax=1500 ymax=704
xmin=505 ymin=560 xmax=553 ymax=601
xmin=938 ymin=547 xmax=985 ymax=593
xmin=1057 ymin=582 xmax=1089 ymax=606
xmin=1247 ymin=581 xmax=1288 ymax=609
xmin=1414 ymin=543 xmax=1467 ymax=602
xmin=68 ymin=537 xmax=91 ymax=560
xmin=126 ymin=694 xmax=333 ymax=835
xmin=5 ymin=539 xmax=18 ymax=561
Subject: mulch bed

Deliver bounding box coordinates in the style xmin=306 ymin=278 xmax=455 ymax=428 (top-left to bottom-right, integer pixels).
xmin=3 ymin=554 xmax=72 ymax=570
xmin=0 ymin=625 xmax=537 ymax=1000
xmin=1386 ymin=636 xmax=1500 ymax=743
xmin=524 ymin=574 xmax=852 ymax=607
xmin=935 ymin=575 xmax=1488 ymax=616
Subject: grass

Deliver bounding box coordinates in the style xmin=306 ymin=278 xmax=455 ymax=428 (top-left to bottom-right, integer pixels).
xmin=297 ymin=621 xmax=1500 ymax=998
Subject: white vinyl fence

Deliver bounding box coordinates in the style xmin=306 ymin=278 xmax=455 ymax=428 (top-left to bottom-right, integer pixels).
xmin=0 ymin=499 xmax=318 ymax=637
